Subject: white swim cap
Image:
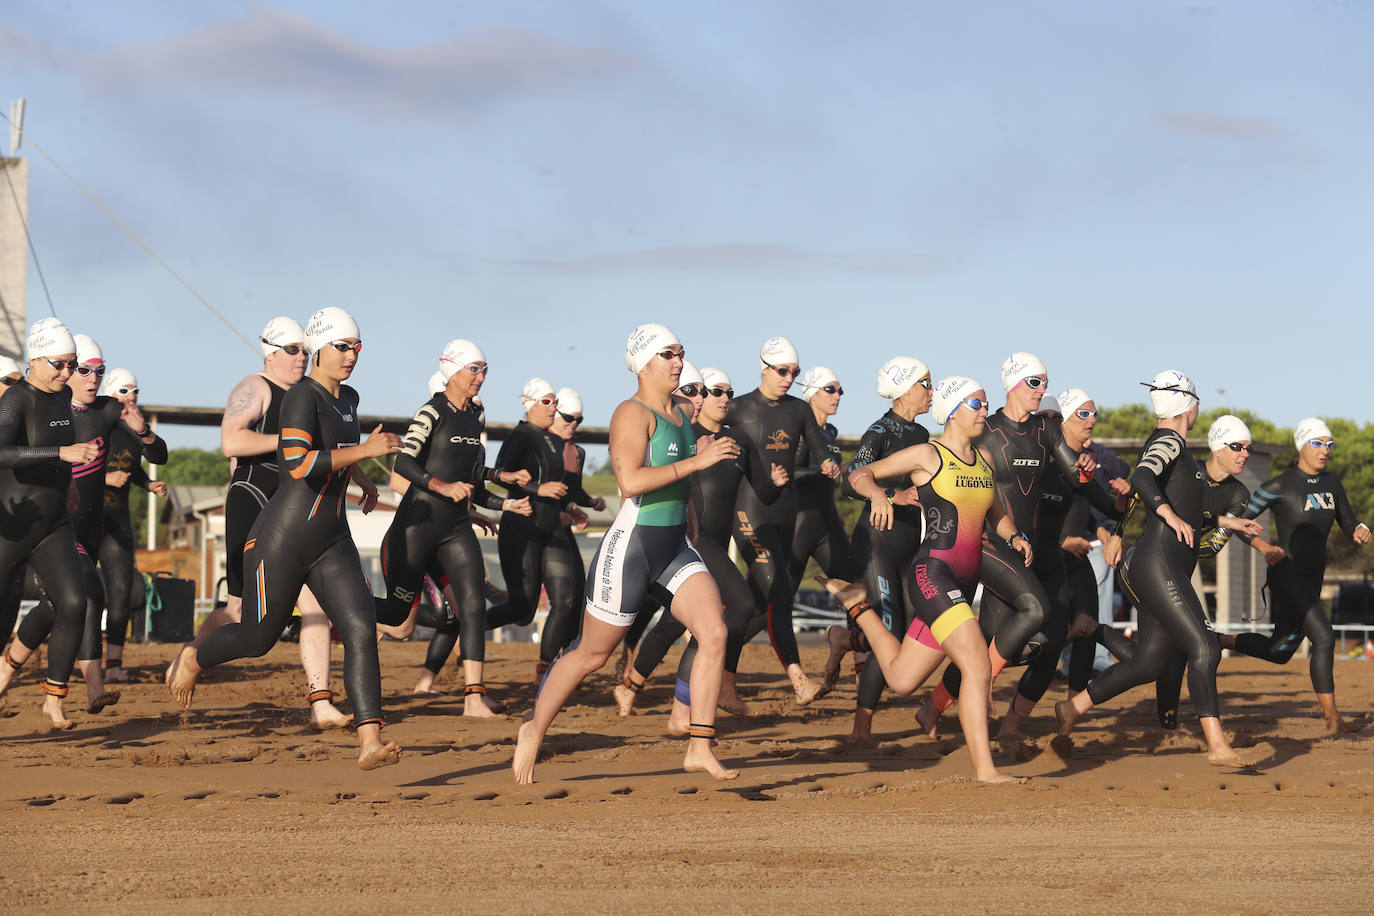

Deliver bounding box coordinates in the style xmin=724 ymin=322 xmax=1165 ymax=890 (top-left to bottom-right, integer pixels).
xmin=1038 ymin=395 xmax=1062 ymax=417
xmin=877 ymin=356 xmax=929 ymax=400
xmin=73 ymin=333 xmax=103 ymax=366
xmin=1058 ymin=387 xmax=1092 ymax=417
xmin=26 ymin=318 xmax=75 ymax=361
xmin=932 ymin=376 xmax=983 ymax=426
xmin=439 ymin=338 xmax=486 ymax=381
xmin=1142 ymin=370 xmax=1198 ymax=418
xmin=625 ymin=323 xmax=681 ymax=374
xmin=1294 ymin=417 xmax=1333 ymax=449
xmin=1001 ymin=352 xmax=1047 ymax=392
xmin=678 ymin=361 xmax=704 ymax=389
xmin=260 ymin=317 xmax=305 ymax=357
xmin=304 ymin=307 xmax=361 ymax=355
xmin=0 ymin=355 xmax=22 ymax=377
xmin=1208 ymin=415 xmax=1252 ymax=452
xmin=800 ymin=366 xmax=839 ymax=399
xmin=556 ymin=387 xmax=583 ymax=415
xmin=521 ymin=377 xmax=555 ymax=411
xmin=701 ymin=367 xmax=731 ymax=391
xmin=427 ymin=370 xmax=446 ymax=396
xmin=759 ymin=336 xmax=799 ymax=370
xmin=102 ymin=368 xmax=138 ymax=397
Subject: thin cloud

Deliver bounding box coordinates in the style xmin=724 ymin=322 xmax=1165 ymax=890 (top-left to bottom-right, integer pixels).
xmin=1153 ymin=110 xmax=1287 ymax=142
xmin=5 ymin=10 xmax=636 ymax=117
xmin=498 ymin=244 xmax=951 ymax=276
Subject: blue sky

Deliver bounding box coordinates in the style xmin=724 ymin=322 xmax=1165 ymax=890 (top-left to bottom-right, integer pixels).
xmin=5 ymin=1 xmax=1372 ymax=449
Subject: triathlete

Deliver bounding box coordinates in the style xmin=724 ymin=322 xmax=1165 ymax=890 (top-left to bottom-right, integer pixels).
xmin=729 ymin=336 xmax=839 ymax=705
xmin=1055 ymin=372 xmax=1253 ymax=767
xmin=482 ymin=378 xmax=584 ymax=679
xmin=823 ymin=356 xmax=931 ymax=743
xmin=168 ymin=317 xmax=350 ymax=729
xmin=818 ymin=376 xmax=1026 ymax=784
xmin=0 ymin=319 xmax=100 ymax=727
xmin=996 ymin=392 xmax=1125 ymax=737
xmin=513 ymin=323 xmax=739 ymax=784
xmin=169 ymin=307 xmax=404 ymax=770
xmin=542 ymin=386 xmax=599 ymax=657
xmin=98 ymin=368 xmax=170 ymax=681
xmin=373 ymin=339 xmax=531 ymax=717
xmin=1219 ymin=417 xmax=1371 ymax=731
xmin=918 ymin=352 xmax=1093 ymax=735
xmin=789 ymin=365 xmax=851 ymax=588
xmin=614 ymin=367 xmax=787 ymax=720
xmin=614 ymin=362 xmax=706 ymax=681
xmin=13 ymin=333 xmax=168 ymax=716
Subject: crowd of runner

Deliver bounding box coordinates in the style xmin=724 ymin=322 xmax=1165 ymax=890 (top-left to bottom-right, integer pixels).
xmin=1 ymin=315 xmax=1368 ymax=782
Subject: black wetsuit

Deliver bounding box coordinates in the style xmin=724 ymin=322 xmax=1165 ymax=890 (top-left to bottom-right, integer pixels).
xmin=483 ymin=421 xmax=583 ymax=667
xmin=845 ymin=410 xmax=929 ymax=712
xmin=0 ymin=382 xmax=86 ymax=694
xmin=1065 ymin=442 xmax=1132 ymax=691
xmin=728 ymin=389 xmax=834 ymax=668
xmin=1231 ymin=465 xmax=1365 ymax=694
xmin=632 ymin=421 xmax=780 ymax=687
xmin=18 ymin=396 xmax=166 ymax=664
xmin=939 ymin=409 xmax=1081 ymax=699
xmin=224 ymin=376 xmax=287 ymax=599
xmin=789 ymin=417 xmax=851 ymax=585
xmin=196 ymin=379 xmax=385 ymax=730
xmin=376 ymin=395 xmax=505 ymax=677
xmin=100 ymin=426 xmax=153 ymax=647
xmin=1083 ymin=429 xmax=1226 ymax=719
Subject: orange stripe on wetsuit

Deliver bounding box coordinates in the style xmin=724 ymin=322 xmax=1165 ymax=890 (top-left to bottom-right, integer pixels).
xmin=281 ymin=427 xmax=323 ymax=480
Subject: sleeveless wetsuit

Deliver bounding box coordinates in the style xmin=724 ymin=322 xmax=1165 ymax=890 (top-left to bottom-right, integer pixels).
xmin=196 ymin=379 xmax=385 ymax=730
xmin=584 ymin=402 xmax=707 ymax=628
xmin=224 ymin=376 xmax=287 ymax=599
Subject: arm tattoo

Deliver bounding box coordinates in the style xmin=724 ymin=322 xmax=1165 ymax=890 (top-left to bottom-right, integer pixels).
xmin=224 ymin=378 xmax=262 ymax=422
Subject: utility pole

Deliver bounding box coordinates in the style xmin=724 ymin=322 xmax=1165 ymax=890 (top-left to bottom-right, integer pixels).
xmin=0 ymin=99 xmax=27 ymax=361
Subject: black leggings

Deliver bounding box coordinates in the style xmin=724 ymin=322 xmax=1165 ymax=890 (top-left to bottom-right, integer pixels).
xmin=1065 ymin=558 xmax=1103 ymax=692
xmin=633 ymin=537 xmax=754 ymax=682
xmin=940 ymin=537 xmax=1052 ymax=699
xmin=98 ymin=514 xmax=137 ymax=648
xmin=1010 ymin=557 xmax=1072 ymax=704
xmin=1085 ymin=548 xmax=1221 ymax=719
xmin=2 ymin=524 xmax=91 ymax=688
xmin=1231 ymin=560 xmax=1335 ymax=694
xmin=732 ymin=507 xmax=801 ymax=668
xmin=223 ymin=478 xmax=271 ymax=599
xmin=380 ymin=520 xmax=488 ymax=665
xmin=1088 ymin=623 xmax=1188 ymax=729
xmin=485 ymin=523 xmax=584 ymax=665
xmin=787 ymin=502 xmax=852 ymax=590
xmin=199 ymin=536 xmax=384 ymax=727
xmin=852 ymin=518 xmax=922 ymax=711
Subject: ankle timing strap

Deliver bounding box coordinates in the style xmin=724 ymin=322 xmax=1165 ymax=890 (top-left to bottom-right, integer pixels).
xmin=846 ymin=600 xmax=875 ymax=626
xmin=623 ymin=676 xmax=644 ymax=693
xmin=3 ymin=647 xmax=23 ymax=671
xmin=42 ymin=680 xmax=68 ymax=698
xmin=307 ymin=689 xmax=333 ymax=704
xmin=686 ymin=723 xmax=715 ymax=740
xmin=464 ymin=684 xmax=488 ymax=696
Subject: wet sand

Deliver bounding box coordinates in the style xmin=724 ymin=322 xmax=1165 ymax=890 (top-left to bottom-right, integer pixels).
xmin=4 ymin=641 xmax=1372 ymax=913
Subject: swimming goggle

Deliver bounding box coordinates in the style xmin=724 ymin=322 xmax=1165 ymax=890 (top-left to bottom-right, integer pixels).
xmin=763 ymin=360 xmax=799 ymax=379
xmin=1073 ymin=408 xmax=1096 ymax=420
xmin=43 ymin=358 xmax=78 ymax=372
xmin=1021 ymin=376 xmax=1047 ymax=390
xmin=822 ymin=385 xmax=844 ymax=395
xmin=656 ymin=347 xmax=686 ymax=361
xmin=677 ymin=385 xmax=704 ymax=398
xmin=1225 ymin=443 xmax=1251 ymax=453
xmin=75 ymin=365 xmax=105 ymax=378
xmin=115 ymin=386 xmax=139 ymax=397
xmin=558 ymin=411 xmax=583 ymax=425
xmin=961 ymin=397 xmax=990 ymax=412
xmin=1307 ymin=439 xmax=1335 ymax=450
xmin=706 ymin=387 xmax=733 ymax=399
xmin=327 ymin=340 xmax=362 ymax=354
xmin=261 ymin=337 xmax=304 ymax=356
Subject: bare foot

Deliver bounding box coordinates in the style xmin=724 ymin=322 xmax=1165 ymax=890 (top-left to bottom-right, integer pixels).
xmin=791 ymin=670 xmax=822 ymax=707
xmin=463 ymin=694 xmax=501 ymax=718
xmin=683 ymin=743 xmax=738 ymax=780
xmin=42 ymin=696 xmax=73 ymax=730
xmin=512 ymin=719 xmax=540 ymax=784
xmin=164 ymin=643 xmax=191 ymax=686
xmin=1326 ymin=716 xmax=1363 ymax=734
xmin=814 ymin=575 xmax=868 ymax=609
xmin=1054 ymin=699 xmax=1079 ymax=736
xmin=1207 ymin=747 xmax=1250 ymax=768
xmin=717 ymin=691 xmax=750 ymax=717
xmin=915 ymin=701 xmax=940 ymax=738
xmin=104 ymin=666 xmax=130 ymax=684
xmin=612 ymin=680 xmax=640 ymax=717
xmin=666 ymin=699 xmax=690 ymax=736
xmin=821 ymin=625 xmax=851 ymax=693
xmin=612 ymin=645 xmax=633 ymax=684
xmin=358 ymin=741 xmax=402 ymax=770
xmin=168 ymin=646 xmax=201 ymax=708
xmin=1065 ymin=612 xmax=1098 ymax=643
xmin=996 ymin=716 xmax=1025 ymax=739
xmin=975 ymin=770 xmax=1028 ymax=785
xmin=309 ymin=703 xmax=354 ymax=731
xmin=87 ymin=690 xmax=120 ymax=714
